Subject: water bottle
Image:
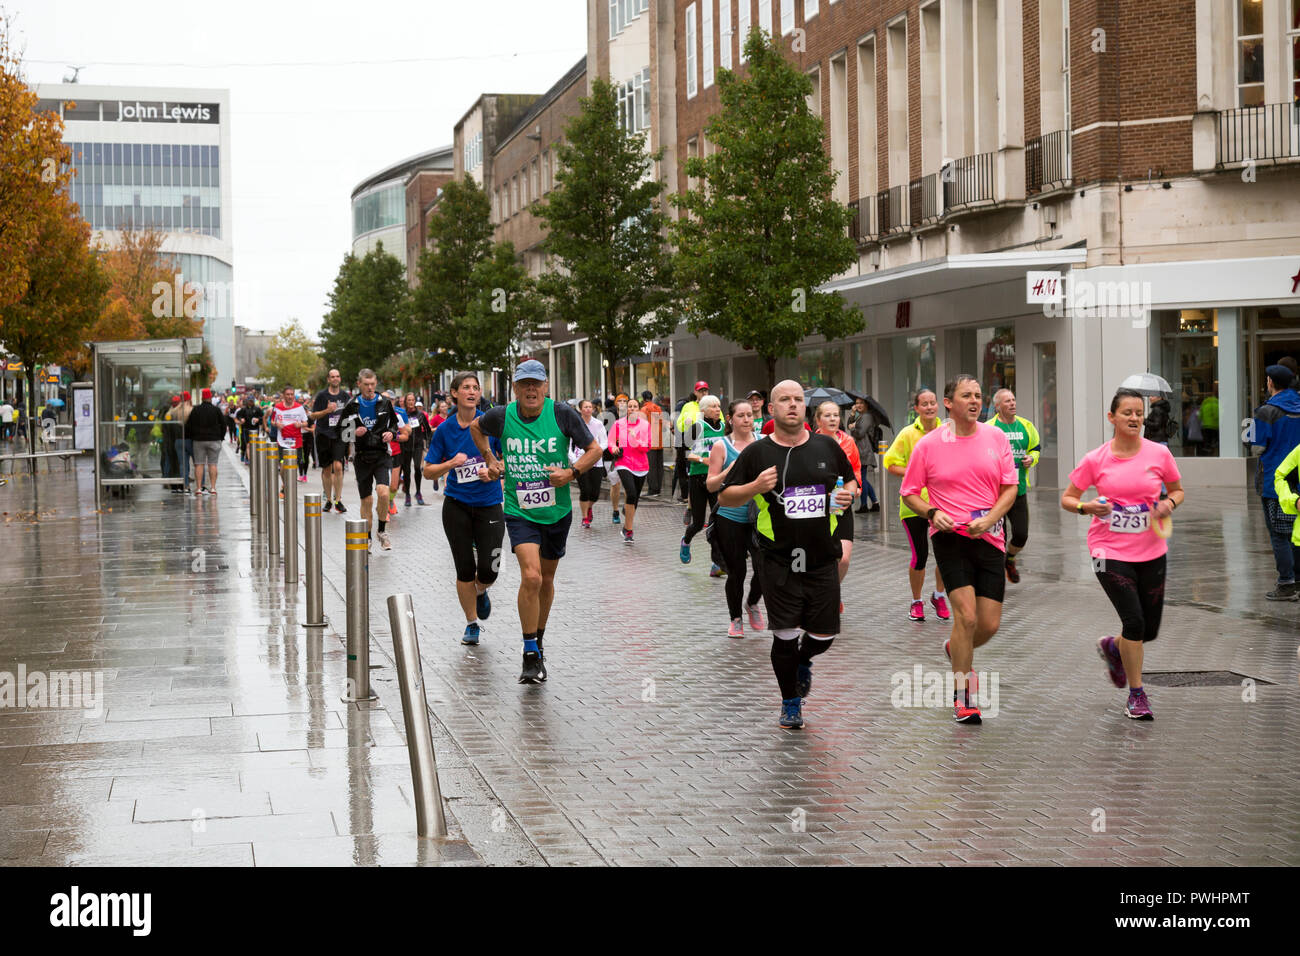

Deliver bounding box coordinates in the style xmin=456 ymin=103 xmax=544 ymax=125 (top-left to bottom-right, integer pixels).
xmin=829 ymin=476 xmax=845 ymax=516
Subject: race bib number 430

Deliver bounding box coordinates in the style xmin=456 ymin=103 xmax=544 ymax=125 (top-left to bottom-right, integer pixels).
xmin=516 ymin=480 xmax=555 ymax=510
xmin=783 ymin=485 xmax=826 ymax=519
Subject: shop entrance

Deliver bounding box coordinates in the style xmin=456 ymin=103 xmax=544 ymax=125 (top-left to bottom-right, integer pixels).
xmin=1246 ymin=306 xmax=1300 ymax=418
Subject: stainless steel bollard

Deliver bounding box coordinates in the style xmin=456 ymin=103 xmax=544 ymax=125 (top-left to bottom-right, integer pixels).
xmin=251 ymin=439 xmax=265 ymax=536
xmin=386 ymin=593 xmax=447 ymax=838
xmin=342 ymin=519 xmax=376 ymax=702
xmin=302 ymin=493 xmax=326 ymax=627
xmin=265 ymin=444 xmax=280 ymax=557
xmin=282 ymin=451 xmax=299 ymax=591
xmin=250 ymin=438 xmax=262 ymax=533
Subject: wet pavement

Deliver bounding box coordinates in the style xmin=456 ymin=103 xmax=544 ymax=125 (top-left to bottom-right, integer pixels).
xmin=1 ymin=444 xmax=1297 ymax=866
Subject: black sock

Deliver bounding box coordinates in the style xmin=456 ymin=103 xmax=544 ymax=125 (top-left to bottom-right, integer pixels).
xmin=378 ymin=520 xmax=386 ymax=532
xmin=797 ymin=633 xmax=834 ymax=666
xmin=771 ymin=637 xmax=800 ymax=699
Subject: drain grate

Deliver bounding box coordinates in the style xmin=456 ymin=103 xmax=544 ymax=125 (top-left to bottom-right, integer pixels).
xmin=1142 ymin=671 xmax=1276 ymax=687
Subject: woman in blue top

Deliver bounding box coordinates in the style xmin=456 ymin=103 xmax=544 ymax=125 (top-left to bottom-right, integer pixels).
xmin=423 ymin=372 xmax=504 ymax=646
xmin=705 ymin=399 xmax=766 ymax=638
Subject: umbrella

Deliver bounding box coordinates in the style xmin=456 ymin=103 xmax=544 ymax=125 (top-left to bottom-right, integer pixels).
xmin=46 ymin=398 xmax=65 ymax=408
xmin=845 ymin=391 xmax=893 ymax=430
xmin=1120 ymin=373 xmax=1173 ymax=397
xmin=804 ymin=386 xmax=854 ymax=408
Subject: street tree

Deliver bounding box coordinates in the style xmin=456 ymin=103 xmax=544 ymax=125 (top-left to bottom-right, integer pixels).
xmin=671 ymin=28 xmax=862 ymax=391
xmin=319 ymin=243 xmax=408 ymax=379
xmin=258 ymin=318 xmax=323 ymax=390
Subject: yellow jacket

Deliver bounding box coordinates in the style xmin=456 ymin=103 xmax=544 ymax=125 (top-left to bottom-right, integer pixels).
xmin=883 ymin=417 xmax=941 ymax=519
xmin=1274 ymin=444 xmax=1300 ymax=546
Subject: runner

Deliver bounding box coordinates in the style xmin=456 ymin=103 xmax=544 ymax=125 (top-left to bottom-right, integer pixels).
xmin=719 ymin=381 xmax=856 ymax=728
xmin=606 ymin=395 xmax=651 ymax=544
xmin=608 ymin=394 xmax=629 ymax=525
xmin=426 ymin=400 xmax=447 ymax=493
xmin=308 ymin=368 xmax=350 ymax=512
xmin=471 ymin=359 xmax=601 ymax=683
xmin=900 ymin=374 xmax=1018 ymax=724
xmin=680 ymin=394 xmax=727 ymax=573
xmin=338 ymin=370 xmax=405 ymax=551
xmin=400 ymin=392 xmax=431 ymax=506
xmin=386 ymin=391 xmax=406 ymax=519
xmin=1061 ymin=387 xmax=1184 ymax=721
xmin=989 ymin=388 xmax=1041 ymax=583
xmin=571 ymin=399 xmax=608 ymax=528
xmin=814 ymin=400 xmax=861 ymax=592
xmin=706 ymin=399 xmax=766 ymax=638
xmin=235 ymin=395 xmax=263 ymax=465
xmin=271 ymin=386 xmax=309 ymax=491
xmin=673 ymin=383 xmax=707 ymax=506
xmin=640 ymin=390 xmax=665 ymax=497
xmin=883 ymin=388 xmax=949 ymax=623
xmin=423 ymin=372 xmax=503 ymax=645
xmin=747 ymin=390 xmax=767 ymax=432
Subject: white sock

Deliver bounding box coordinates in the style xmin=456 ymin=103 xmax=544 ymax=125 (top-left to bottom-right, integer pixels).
xmin=933 ymin=590 xmax=946 ymax=600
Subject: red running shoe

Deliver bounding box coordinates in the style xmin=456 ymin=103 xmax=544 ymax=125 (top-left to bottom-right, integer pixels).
xmin=909 ymin=599 xmax=925 ymax=622
xmin=930 ymin=593 xmax=950 ymax=620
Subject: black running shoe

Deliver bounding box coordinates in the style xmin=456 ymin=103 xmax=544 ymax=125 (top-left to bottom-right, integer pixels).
xmin=323 ymin=499 xmax=334 ymax=513
xmin=334 ymin=500 xmax=347 ymax=513
xmin=519 ymin=649 xmax=544 ymax=684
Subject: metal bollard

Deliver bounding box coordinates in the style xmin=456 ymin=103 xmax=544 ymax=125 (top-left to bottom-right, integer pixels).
xmin=302 ymin=493 xmax=326 ymax=627
xmin=251 ymin=440 xmax=265 ymax=536
xmin=282 ymin=451 xmax=299 ymax=590
xmin=265 ymin=444 xmax=280 ymax=557
xmin=342 ymin=519 xmax=376 ymax=702
xmin=249 ymin=438 xmax=262 ymax=534
xmin=386 ymin=593 xmax=447 ymax=838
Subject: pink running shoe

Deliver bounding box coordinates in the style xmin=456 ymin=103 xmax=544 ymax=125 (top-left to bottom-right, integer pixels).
xmin=746 ymin=603 xmax=765 ymax=631
xmin=727 ymin=619 xmax=744 ymax=638
xmin=909 ymin=599 xmax=925 ymax=622
xmin=931 ymin=593 xmax=950 ymax=621
xmin=1097 ymin=636 xmax=1127 ymax=688
xmin=944 ymin=638 xmax=950 ymax=661
xmin=1125 ymin=688 xmax=1154 ymax=720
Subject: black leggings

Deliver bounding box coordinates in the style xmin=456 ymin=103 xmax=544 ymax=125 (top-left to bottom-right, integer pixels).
xmin=1005 ymin=493 xmax=1029 ymax=549
xmin=671 ymin=445 xmax=689 ymax=499
xmin=297 ymin=444 xmax=309 ymax=478
xmin=903 ymin=515 xmax=931 ymax=569
xmin=577 ymin=466 xmax=604 ymax=505
xmin=615 ymin=469 xmax=646 ymax=508
xmin=715 ymin=516 xmax=763 ymax=620
xmin=402 ymin=443 xmax=425 ymax=494
xmin=683 ymin=472 xmax=716 ymax=543
xmin=441 ymin=497 xmax=504 ymax=584
xmin=1095 ymin=555 xmax=1166 ymax=643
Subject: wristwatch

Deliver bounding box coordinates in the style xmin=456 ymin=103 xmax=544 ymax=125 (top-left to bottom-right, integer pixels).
xmin=926 ymin=507 xmax=938 ymax=522
xmin=1076 ymin=502 xmax=1086 ymax=515
xmin=570 ymin=465 xmax=581 ymax=479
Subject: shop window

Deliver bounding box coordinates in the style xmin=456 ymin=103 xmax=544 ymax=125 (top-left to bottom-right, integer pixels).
xmin=1155 ymin=310 xmax=1220 ymax=457
xmin=1035 ymin=343 xmax=1057 ymax=459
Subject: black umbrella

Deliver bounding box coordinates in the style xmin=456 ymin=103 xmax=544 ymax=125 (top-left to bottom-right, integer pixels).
xmin=845 ymin=390 xmax=893 ymax=430
xmin=804 ymin=386 xmax=854 ymax=409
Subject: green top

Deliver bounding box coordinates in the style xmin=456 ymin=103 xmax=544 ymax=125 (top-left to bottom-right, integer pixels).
xmin=688 ymin=417 xmax=727 ymax=475
xmin=991 ymin=414 xmax=1042 ymax=496
xmin=1200 ymin=396 xmax=1219 ymax=429
xmin=501 ymin=397 xmax=571 ymax=525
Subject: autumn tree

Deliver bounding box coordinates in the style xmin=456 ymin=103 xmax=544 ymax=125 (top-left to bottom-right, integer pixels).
xmin=258 ymin=318 xmax=323 ymax=390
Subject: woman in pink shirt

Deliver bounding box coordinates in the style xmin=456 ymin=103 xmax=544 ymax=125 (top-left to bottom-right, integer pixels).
xmin=606 ymin=396 xmax=651 ymax=544
xmin=1061 ymin=387 xmax=1185 ymax=721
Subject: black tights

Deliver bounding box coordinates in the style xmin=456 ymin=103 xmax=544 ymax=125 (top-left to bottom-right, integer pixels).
xmin=402 ymin=444 xmax=425 ymax=494
xmin=770 ymin=633 xmax=835 ymax=699
xmin=715 ymin=516 xmax=762 ymax=619
xmin=1095 ymin=555 xmax=1166 ymax=643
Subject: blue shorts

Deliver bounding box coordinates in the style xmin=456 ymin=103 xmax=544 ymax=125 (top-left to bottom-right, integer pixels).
xmin=504 ymin=511 xmax=573 ymax=561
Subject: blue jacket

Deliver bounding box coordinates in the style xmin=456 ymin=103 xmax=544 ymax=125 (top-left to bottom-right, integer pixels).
xmin=1252 ymin=388 xmax=1300 ymax=498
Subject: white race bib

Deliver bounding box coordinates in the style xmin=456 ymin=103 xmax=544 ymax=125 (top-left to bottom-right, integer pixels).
xmin=970 ymin=508 xmax=1005 ymax=537
xmin=783 ymin=484 xmax=827 ymax=519
xmin=454 ymin=456 xmax=486 ymax=484
xmin=278 ymin=435 xmax=296 ymax=449
xmin=516 ymin=479 xmax=555 ymax=510
xmin=1107 ymin=502 xmax=1150 ymax=534
xmin=327 ymin=413 xmax=341 ymax=427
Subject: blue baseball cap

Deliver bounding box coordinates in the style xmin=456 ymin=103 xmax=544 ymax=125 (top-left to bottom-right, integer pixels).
xmin=513 ymin=359 xmax=548 ymax=382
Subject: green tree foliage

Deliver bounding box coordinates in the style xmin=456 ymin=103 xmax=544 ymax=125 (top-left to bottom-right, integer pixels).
xmin=671 ymin=29 xmax=862 ymax=391
xmin=535 ymin=77 xmax=678 ymax=377
xmin=258 ymin=318 xmax=323 ymax=391
xmin=319 ymin=243 xmax=407 ymax=378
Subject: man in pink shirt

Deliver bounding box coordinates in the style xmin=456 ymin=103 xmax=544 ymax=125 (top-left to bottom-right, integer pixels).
xmin=901 ymin=374 xmax=1018 ymax=724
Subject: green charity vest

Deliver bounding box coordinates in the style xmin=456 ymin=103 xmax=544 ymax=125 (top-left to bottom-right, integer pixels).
xmin=688 ymin=417 xmax=727 ymax=475
xmin=502 ymin=397 xmax=572 ymax=524
xmin=992 ymin=415 xmax=1036 ymax=496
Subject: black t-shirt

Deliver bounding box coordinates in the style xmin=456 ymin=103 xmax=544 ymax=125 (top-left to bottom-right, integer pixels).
xmin=478 ymin=400 xmax=595 ymax=452
xmin=312 ymin=387 xmax=351 ymax=439
xmin=235 ymin=405 xmax=263 ymax=431
xmin=722 ymin=433 xmax=856 ymax=568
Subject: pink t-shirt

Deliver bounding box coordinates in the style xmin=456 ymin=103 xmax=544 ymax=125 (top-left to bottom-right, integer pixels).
xmin=1068 ymin=439 xmax=1181 ymax=563
xmin=608 ymin=417 xmax=651 ymax=474
xmin=900 ymin=421 xmax=1018 ymax=552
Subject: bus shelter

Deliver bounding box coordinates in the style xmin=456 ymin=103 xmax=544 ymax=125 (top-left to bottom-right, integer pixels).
xmin=92 ymin=337 xmax=204 ymax=508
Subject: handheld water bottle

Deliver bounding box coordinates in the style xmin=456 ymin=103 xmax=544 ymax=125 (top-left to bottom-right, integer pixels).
xmin=829 ymin=476 xmax=846 ymax=516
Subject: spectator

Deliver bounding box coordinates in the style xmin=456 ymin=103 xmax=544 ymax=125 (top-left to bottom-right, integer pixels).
xmin=1251 ymin=364 xmax=1300 ymax=601
xmin=1 ymin=399 xmax=14 ymax=440
xmin=848 ymin=396 xmax=882 ymax=512
xmin=1144 ymin=396 xmax=1174 ymax=445
xmin=169 ymin=391 xmax=194 ymax=492
xmin=187 ymin=388 xmax=227 ymax=496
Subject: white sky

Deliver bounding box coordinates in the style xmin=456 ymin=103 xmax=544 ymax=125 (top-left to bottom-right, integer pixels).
xmin=11 ymin=0 xmax=587 ymax=339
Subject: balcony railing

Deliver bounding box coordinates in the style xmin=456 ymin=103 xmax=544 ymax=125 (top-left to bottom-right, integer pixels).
xmin=876 ymin=185 xmax=910 ymax=235
xmin=909 ymin=173 xmax=941 ymax=225
xmin=942 ymin=151 xmax=996 ymax=210
xmin=1026 ymin=129 xmax=1072 ymax=192
xmin=848 ymin=197 xmax=875 ymax=244
xmin=1217 ymin=102 xmax=1300 ymax=165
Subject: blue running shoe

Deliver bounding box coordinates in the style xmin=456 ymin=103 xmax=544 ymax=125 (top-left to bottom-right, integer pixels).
xmin=476 ymin=590 xmax=492 ymax=620
xmin=461 ymin=623 xmax=480 ymax=645
xmin=779 ymin=698 xmax=804 ymax=729
xmin=679 ymin=537 xmax=691 ymax=564
xmin=796 ymin=663 xmax=812 ymax=700
xmin=612 ymin=510 xmax=621 ymax=525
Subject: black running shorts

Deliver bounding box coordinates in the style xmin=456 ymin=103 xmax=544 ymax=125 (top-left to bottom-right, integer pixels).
xmin=317 ymin=437 xmax=349 ymax=468
xmin=754 ymin=553 xmax=840 ymax=635
xmin=931 ymin=531 xmax=1006 ymax=602
xmin=353 ymin=453 xmax=391 ymax=499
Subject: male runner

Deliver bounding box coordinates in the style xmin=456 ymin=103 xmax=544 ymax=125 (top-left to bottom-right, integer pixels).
xmin=338 ymin=370 xmax=407 ymax=551
xmin=901 ymin=374 xmax=1018 ymax=724
xmin=471 ymin=360 xmax=600 ymax=683
xmin=719 ymin=380 xmax=857 ymax=730
xmin=309 ymin=368 xmax=351 ymax=512
xmin=989 ymin=388 xmax=1041 ymax=583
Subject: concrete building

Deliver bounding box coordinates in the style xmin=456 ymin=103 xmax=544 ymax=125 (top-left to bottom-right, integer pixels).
xmin=351 ymin=146 xmax=454 ymax=264
xmin=233 ymin=325 xmax=274 ymax=389
xmin=34 ymin=83 xmax=236 ymax=387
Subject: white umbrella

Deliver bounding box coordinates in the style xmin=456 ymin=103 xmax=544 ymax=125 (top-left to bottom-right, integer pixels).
xmin=1120 ymin=373 xmax=1173 ymax=396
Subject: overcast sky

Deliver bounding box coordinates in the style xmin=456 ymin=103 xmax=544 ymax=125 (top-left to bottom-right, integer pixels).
xmin=12 ymin=0 xmax=587 ymax=339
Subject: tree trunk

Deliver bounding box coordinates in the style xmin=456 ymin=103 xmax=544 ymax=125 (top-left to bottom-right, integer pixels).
xmin=23 ymin=364 xmax=38 ymax=449
xmin=764 ymin=354 xmax=777 ymax=397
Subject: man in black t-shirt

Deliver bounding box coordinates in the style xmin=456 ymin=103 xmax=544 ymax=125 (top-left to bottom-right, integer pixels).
xmin=338 ymin=369 xmax=406 ymax=551
xmin=309 ymin=367 xmax=352 ymax=513
xmin=235 ymin=398 xmax=264 ymax=464
xmin=720 ymin=380 xmax=857 ymax=730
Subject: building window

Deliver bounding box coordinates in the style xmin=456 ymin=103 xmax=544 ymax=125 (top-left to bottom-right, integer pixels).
xmin=886 ymin=16 xmax=909 ymax=189
xmin=829 ymin=53 xmax=848 ymax=204
xmin=1035 ymin=343 xmax=1058 ymax=459
xmin=610 ymin=0 xmax=650 ymax=39
xmin=780 ymin=0 xmax=794 ymax=35
xmin=531 ymin=159 xmax=539 ymax=201
xmin=759 ymin=0 xmax=772 ymax=37
xmin=703 ymin=1 xmax=715 ymax=88
xmin=805 ymin=0 xmax=819 ymax=18
xmin=686 ymin=4 xmax=698 ymax=98
xmin=542 ymin=150 xmax=550 ymax=192
xmin=513 ymin=176 xmax=520 ymax=216
xmin=739 ymin=0 xmax=751 ymax=62
xmin=616 ymin=67 xmax=653 ymax=134
xmin=719 ymin=0 xmax=732 ymax=70
xmin=1290 ymin=0 xmax=1300 ymax=105
xmin=1237 ymin=0 xmax=1265 ymax=106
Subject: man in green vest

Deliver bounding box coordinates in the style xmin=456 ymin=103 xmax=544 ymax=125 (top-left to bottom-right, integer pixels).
xmin=990 ymin=388 xmax=1041 ymax=583
xmin=473 ymin=360 xmax=601 ymax=684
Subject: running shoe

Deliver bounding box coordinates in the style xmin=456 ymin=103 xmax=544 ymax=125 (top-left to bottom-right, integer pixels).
xmin=709 ymin=563 xmax=726 ymax=578
xmin=746 ymin=603 xmax=766 ymax=631
xmin=839 ymin=600 xmax=844 ymax=614
xmin=405 ymin=493 xmax=412 ymax=507
xmin=796 ymin=663 xmax=812 ymax=699
xmin=679 ymin=538 xmax=691 ymax=564
xmin=622 ymin=528 xmax=634 ymax=545
xmin=1097 ymin=635 xmax=1127 ymax=688
xmin=462 ymin=622 xmax=481 ymax=646
xmin=324 ymin=500 xmax=333 ymax=513
xmin=378 ymin=531 xmax=392 ymax=551
xmin=299 ymin=475 xmax=308 ymax=483
xmin=953 ymin=700 xmax=983 ymax=723
xmin=779 ymin=698 xmax=804 ymax=729
xmin=727 ymin=618 xmax=744 ymax=638
xmin=582 ymin=513 xmax=592 ymax=529
xmin=334 ymin=501 xmax=347 ymax=513
xmin=1125 ymin=688 xmax=1154 ymax=720
xmin=909 ymin=599 xmax=925 ymax=622
xmin=612 ymin=511 xmax=620 ymax=525
xmin=476 ymin=589 xmax=492 ymax=620
xmin=389 ymin=504 xmax=397 ymax=517
xmin=931 ymin=593 xmax=950 ymax=620
xmin=416 ymin=492 xmax=426 ymax=505
xmin=519 ymin=649 xmax=544 ymax=684
xmin=1005 ymin=556 xmax=1020 ymax=584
